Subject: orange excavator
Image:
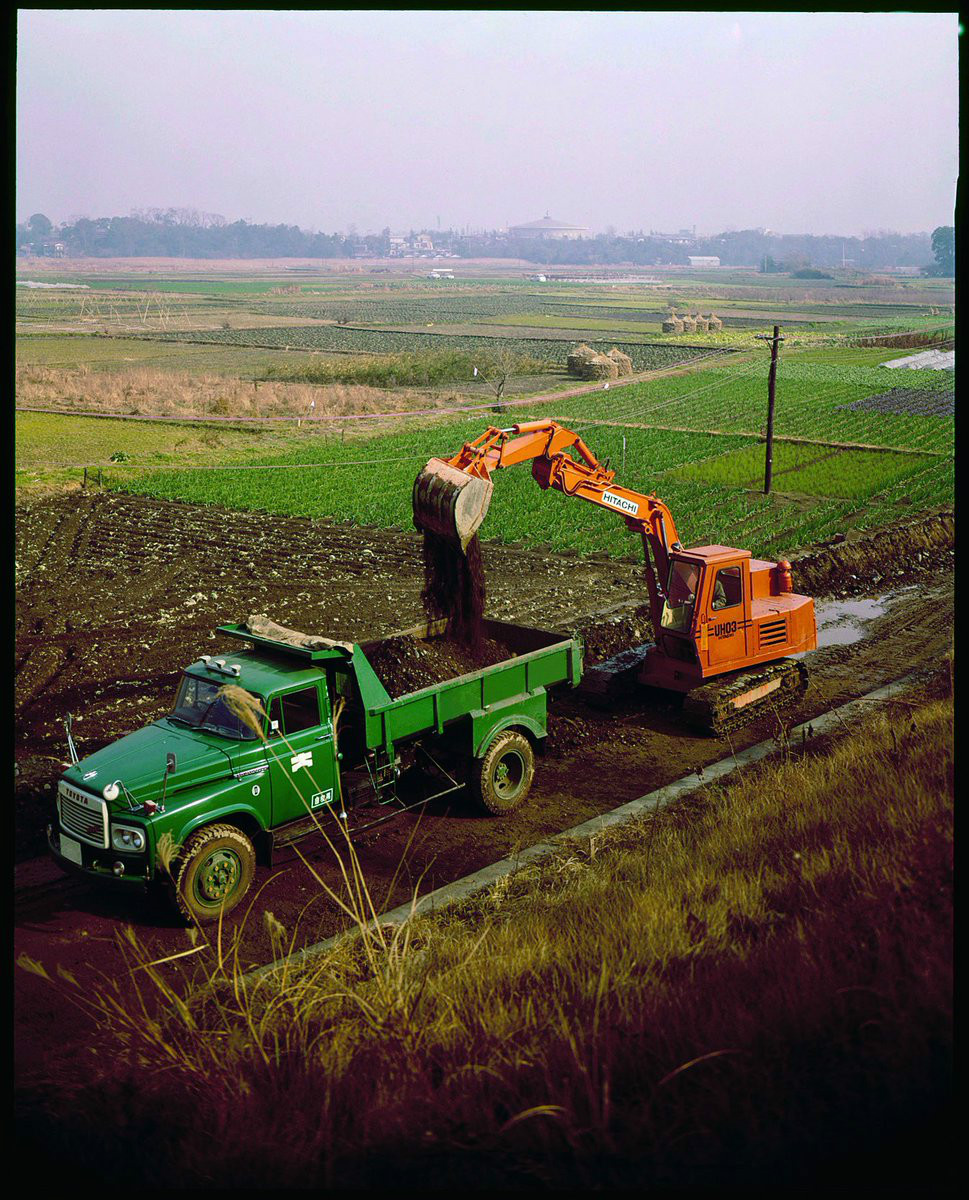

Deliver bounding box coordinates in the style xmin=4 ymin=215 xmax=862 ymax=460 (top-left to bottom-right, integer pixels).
xmin=413 ymin=420 xmax=817 ymax=733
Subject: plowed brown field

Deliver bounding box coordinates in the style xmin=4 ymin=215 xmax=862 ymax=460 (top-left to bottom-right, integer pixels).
xmin=14 ymin=490 xmax=953 ymax=1085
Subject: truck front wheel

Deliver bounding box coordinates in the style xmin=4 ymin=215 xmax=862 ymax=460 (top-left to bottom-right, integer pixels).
xmin=174 ymin=823 xmax=256 ymax=924
xmin=472 ymin=730 xmax=535 ymax=815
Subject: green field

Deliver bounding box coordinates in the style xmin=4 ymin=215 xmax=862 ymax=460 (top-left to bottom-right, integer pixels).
xmin=142 ymin=323 xmax=717 ymax=370
xmin=549 ymin=358 xmax=953 ymax=455
xmin=16 ymin=266 xmax=954 ymax=556
xmin=673 ymin=441 xmax=936 ymax=499
xmin=32 ymin=363 xmax=947 ymax=558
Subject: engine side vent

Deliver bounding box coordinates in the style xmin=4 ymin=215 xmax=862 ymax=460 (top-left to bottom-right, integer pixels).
xmin=758 ymin=618 xmax=788 ymax=649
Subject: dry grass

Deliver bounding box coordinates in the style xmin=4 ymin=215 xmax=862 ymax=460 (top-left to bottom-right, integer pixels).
xmin=16 ymin=682 xmax=953 ymax=1188
xmin=16 ymin=363 xmax=458 ymax=421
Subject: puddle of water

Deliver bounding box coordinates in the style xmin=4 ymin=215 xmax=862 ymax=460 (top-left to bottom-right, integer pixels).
xmin=810 ymin=586 xmax=916 ymax=650
xmin=814 ymin=596 xmax=888 ymax=647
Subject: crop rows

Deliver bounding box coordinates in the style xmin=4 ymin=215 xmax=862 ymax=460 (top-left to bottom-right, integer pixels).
xmin=673 ymin=442 xmax=935 ymax=500
xmin=254 ymin=292 xmax=552 ymax=322
xmin=548 ymin=359 xmax=954 ymax=456
xmin=144 ymin=325 xmax=713 ymax=371
xmin=256 ymin=295 xmax=805 ymax=331
xmin=115 ymin=424 xmax=779 ymax=555
xmin=112 ymin=387 xmax=952 ymax=561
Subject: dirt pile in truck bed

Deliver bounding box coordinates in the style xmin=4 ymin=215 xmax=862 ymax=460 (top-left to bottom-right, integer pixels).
xmin=419 ymin=530 xmax=487 ymax=649
xmin=366 ymin=633 xmax=510 ymax=699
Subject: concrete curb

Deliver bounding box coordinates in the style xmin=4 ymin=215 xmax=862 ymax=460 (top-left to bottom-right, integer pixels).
xmin=242 ymin=670 xmax=925 ymax=985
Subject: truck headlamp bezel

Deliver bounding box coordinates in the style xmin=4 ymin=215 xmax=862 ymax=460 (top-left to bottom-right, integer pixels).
xmin=111 ymin=823 xmax=146 ymax=852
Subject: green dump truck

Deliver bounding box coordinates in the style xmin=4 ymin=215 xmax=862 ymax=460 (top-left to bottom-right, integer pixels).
xmin=48 ymin=617 xmax=582 ymax=922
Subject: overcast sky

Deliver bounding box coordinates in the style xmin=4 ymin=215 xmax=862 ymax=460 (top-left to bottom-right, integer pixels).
xmin=16 ymin=9 xmax=960 ymax=237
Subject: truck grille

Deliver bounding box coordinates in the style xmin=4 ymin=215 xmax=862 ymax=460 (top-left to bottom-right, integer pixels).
xmin=758 ymin=618 xmax=788 ymax=649
xmin=58 ymin=782 xmax=109 ymax=848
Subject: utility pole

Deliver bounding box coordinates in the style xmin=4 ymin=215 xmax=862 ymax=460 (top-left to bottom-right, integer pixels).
xmin=755 ymin=325 xmax=784 ymax=494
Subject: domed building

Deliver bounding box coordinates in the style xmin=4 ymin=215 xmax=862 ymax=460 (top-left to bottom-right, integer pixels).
xmin=507 ymin=215 xmax=587 ymax=240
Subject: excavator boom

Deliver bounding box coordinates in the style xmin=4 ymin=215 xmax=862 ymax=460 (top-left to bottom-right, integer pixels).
xmin=413 ymin=421 xmax=682 ymax=631
xmin=412 ymin=419 xmax=818 ymax=734
xmin=414 ymin=421 xmax=678 ymax=546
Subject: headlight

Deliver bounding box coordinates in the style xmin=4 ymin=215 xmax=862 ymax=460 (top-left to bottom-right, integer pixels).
xmin=111 ymin=824 xmax=146 ymax=852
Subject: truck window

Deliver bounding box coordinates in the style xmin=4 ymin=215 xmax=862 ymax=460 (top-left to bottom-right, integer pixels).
xmin=170 ymin=674 xmax=260 ymax=741
xmin=711 ymin=566 xmax=742 ymax=611
xmin=281 ymin=687 xmax=321 ymax=734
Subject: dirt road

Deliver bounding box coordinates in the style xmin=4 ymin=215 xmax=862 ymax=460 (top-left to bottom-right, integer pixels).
xmin=14 ymin=491 xmax=953 ymax=1084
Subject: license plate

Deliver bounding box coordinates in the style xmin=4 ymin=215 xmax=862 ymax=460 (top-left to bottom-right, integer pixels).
xmin=60 ymin=834 xmax=83 ymax=866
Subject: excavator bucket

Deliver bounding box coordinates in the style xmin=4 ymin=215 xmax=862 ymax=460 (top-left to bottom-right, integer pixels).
xmin=413 ymin=458 xmax=493 ymax=552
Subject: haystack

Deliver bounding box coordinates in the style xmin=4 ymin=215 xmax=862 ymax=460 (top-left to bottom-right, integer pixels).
xmin=582 ymin=355 xmax=620 ymax=381
xmin=566 ymin=343 xmax=598 ymax=376
xmin=707 ymin=312 xmax=723 ymax=332
xmin=607 ymin=348 xmax=633 ymax=375
xmin=693 ymin=313 xmax=710 ymax=333
xmin=679 ymin=314 xmax=697 ymax=333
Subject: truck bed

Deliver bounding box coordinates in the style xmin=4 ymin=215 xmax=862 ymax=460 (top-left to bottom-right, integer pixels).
xmin=349 ymin=618 xmax=582 ymax=751
xmin=217 ymin=618 xmax=582 ymax=758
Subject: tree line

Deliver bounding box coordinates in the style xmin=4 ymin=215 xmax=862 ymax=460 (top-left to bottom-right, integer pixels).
xmin=16 ymin=210 xmax=954 ymax=274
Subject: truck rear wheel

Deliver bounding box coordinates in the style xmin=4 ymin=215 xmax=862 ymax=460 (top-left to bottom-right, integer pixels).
xmin=174 ymin=823 xmax=255 ymax=924
xmin=472 ymin=730 xmax=535 ymax=815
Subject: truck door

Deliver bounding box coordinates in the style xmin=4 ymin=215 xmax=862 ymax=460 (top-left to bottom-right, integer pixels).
xmin=701 ymin=563 xmax=750 ymax=672
xmin=264 ymin=683 xmax=338 ymax=827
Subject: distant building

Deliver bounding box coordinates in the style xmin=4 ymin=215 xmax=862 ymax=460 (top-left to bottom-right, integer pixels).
xmin=688 ymin=256 xmax=721 ymax=267
xmin=651 ymin=227 xmax=697 ymax=245
xmin=508 ymin=215 xmax=587 ymax=240
xmin=427 ymin=268 xmax=454 ymax=279
xmin=389 ymin=231 xmax=434 ymax=256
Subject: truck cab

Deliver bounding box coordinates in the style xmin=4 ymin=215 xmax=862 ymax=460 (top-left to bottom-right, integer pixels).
xmin=49 ymin=650 xmax=344 ymax=923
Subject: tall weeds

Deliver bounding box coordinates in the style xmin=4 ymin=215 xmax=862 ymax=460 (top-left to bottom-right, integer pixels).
xmin=15 ymin=363 xmax=455 ymax=420
xmin=17 ymin=688 xmax=952 ymax=1189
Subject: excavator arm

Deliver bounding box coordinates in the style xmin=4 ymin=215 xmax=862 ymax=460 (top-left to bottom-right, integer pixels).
xmin=413 ymin=421 xmax=682 ymax=633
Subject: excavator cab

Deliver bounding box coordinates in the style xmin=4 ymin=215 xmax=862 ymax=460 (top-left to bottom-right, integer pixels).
xmin=650 ymin=546 xmax=816 ymax=693
xmin=660 ymin=559 xmax=702 ymax=633
xmin=657 ymin=548 xmax=754 ymax=678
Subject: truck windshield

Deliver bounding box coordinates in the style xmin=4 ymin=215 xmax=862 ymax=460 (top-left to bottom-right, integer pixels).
xmin=169 ymin=674 xmax=260 ymax=741
xmin=661 ymin=560 xmax=701 ymax=632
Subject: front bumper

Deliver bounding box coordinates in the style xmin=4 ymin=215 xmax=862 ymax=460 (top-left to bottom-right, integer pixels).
xmin=48 ymin=824 xmax=152 ymax=888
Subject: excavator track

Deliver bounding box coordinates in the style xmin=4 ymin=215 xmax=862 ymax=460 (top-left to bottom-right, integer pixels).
xmin=682 ymin=659 xmax=809 ymax=736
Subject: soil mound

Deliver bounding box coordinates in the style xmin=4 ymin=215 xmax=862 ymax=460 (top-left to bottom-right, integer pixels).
xmin=367 ymin=633 xmax=510 ymax=699
xmin=792 ymin=511 xmax=954 ymax=598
